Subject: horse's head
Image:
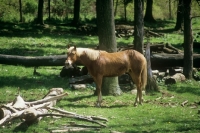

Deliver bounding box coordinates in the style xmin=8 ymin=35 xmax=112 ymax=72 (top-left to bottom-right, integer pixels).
xmin=65 ymin=46 xmax=78 ymax=68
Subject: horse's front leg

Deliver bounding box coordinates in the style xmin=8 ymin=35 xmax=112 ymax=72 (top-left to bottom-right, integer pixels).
xmin=94 ymin=75 xmax=103 ymax=107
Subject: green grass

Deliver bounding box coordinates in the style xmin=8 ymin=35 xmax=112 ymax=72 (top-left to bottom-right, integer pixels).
xmin=0 ymin=20 xmax=200 ymax=132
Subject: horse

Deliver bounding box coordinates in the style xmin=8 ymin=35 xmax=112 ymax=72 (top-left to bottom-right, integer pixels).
xmin=65 ymin=46 xmax=147 ymax=107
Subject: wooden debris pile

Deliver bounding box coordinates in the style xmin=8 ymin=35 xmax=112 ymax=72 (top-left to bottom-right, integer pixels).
xmin=76 ymin=24 xmax=164 ymax=38
xmin=0 ymin=88 xmax=108 ymax=132
xmin=118 ymin=43 xmax=183 ymax=54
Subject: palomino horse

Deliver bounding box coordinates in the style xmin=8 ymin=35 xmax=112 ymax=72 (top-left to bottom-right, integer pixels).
xmin=65 ymin=46 xmax=147 ymax=106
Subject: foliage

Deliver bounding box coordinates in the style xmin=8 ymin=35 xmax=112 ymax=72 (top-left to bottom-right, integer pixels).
xmin=0 ymin=0 xmax=200 ymax=23
xmin=23 ymin=0 xmax=38 ymax=15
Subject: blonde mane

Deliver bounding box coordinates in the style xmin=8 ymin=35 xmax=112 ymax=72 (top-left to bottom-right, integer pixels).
xmin=77 ymin=48 xmax=101 ymax=60
xmin=68 ymin=47 xmax=101 ymax=60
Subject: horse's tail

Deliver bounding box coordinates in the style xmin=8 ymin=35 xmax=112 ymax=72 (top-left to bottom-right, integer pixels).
xmin=141 ymin=59 xmax=147 ymax=90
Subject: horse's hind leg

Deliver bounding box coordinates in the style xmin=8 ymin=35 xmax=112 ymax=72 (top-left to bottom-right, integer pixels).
xmin=129 ymin=73 xmax=143 ymax=106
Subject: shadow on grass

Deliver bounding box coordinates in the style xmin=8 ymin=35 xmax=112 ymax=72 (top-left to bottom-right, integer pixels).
xmin=13 ymin=122 xmax=30 ymax=132
xmin=167 ymin=83 xmax=200 ymax=96
xmin=0 ymin=74 xmax=69 ymax=90
xmin=0 ymin=20 xmax=178 ymax=39
xmin=122 ymin=119 xmax=200 ymax=133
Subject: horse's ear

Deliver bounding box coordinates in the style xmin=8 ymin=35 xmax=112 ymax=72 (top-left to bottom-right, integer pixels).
xmin=74 ymin=45 xmax=76 ymax=50
xmin=67 ymin=45 xmax=70 ymax=49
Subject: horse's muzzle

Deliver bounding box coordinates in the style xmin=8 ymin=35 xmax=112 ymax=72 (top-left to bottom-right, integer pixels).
xmin=65 ymin=60 xmax=73 ymax=69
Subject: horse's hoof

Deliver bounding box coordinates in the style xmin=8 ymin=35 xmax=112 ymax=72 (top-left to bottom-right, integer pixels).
xmin=134 ymin=103 xmax=137 ymax=107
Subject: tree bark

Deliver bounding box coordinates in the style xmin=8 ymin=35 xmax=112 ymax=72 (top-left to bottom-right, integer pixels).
xmin=37 ymin=0 xmax=44 ymax=25
xmin=96 ymin=0 xmax=122 ymax=96
xmin=134 ymin=0 xmax=144 ymax=54
xmin=144 ymin=0 xmax=156 ymax=23
xmin=174 ymin=0 xmax=183 ymax=30
xmin=183 ymin=0 xmax=193 ymax=79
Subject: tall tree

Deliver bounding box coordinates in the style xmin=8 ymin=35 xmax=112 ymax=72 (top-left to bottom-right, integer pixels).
xmin=134 ymin=0 xmax=158 ymax=92
xmin=174 ymin=0 xmax=183 ymax=30
xmin=144 ymin=0 xmax=155 ymax=23
xmin=48 ymin=0 xmax=50 ymax=21
xmin=72 ymin=0 xmax=80 ymax=26
xmin=114 ymin=0 xmax=119 ymax=16
xmin=183 ymin=0 xmax=193 ymax=79
xmin=168 ymin=0 xmax=172 ymax=19
xmin=37 ymin=0 xmax=44 ymax=25
xmin=96 ymin=0 xmax=122 ymax=96
xmin=134 ymin=0 xmax=144 ymax=54
xmin=19 ymin=0 xmax=22 ymax=22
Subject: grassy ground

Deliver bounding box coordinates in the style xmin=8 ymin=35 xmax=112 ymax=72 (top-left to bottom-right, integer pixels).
xmin=0 ymin=20 xmax=200 ymax=133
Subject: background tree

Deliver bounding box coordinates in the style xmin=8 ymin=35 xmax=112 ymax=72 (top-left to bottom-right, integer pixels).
xmin=134 ymin=0 xmax=158 ymax=92
xmin=96 ymin=0 xmax=122 ymax=96
xmin=19 ymin=0 xmax=23 ymax=22
xmin=37 ymin=0 xmax=44 ymax=25
xmin=168 ymin=0 xmax=172 ymax=19
xmin=72 ymin=0 xmax=80 ymax=26
xmin=144 ymin=0 xmax=155 ymax=23
xmin=48 ymin=0 xmax=50 ymax=21
xmin=183 ymin=0 xmax=193 ymax=79
xmin=174 ymin=0 xmax=183 ymax=30
xmin=134 ymin=0 xmax=144 ymax=54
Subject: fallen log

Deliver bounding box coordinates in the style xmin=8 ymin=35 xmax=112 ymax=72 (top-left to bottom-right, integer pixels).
xmin=0 ymin=54 xmax=67 ymax=66
xmin=151 ymin=53 xmax=200 ymax=69
xmin=1 ymin=53 xmax=200 ymax=69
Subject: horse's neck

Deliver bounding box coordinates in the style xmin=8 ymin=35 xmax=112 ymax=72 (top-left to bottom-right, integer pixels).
xmin=79 ymin=53 xmax=95 ymax=67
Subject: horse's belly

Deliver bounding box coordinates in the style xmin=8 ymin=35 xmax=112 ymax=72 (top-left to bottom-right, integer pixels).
xmin=104 ymin=66 xmax=127 ymax=77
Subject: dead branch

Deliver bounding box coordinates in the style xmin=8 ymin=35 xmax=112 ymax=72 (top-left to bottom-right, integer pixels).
xmin=51 ymin=127 xmax=100 ymax=133
xmin=48 ymin=106 xmax=76 ymax=115
xmin=38 ymin=113 xmax=107 ymax=127
xmin=25 ymin=92 xmax=68 ymax=105
xmin=181 ymin=100 xmax=188 ymax=107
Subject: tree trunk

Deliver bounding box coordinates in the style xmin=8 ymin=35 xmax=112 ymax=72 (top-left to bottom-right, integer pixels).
xmin=134 ymin=0 xmax=144 ymax=54
xmin=96 ymin=0 xmax=122 ymax=96
xmin=37 ymin=0 xmax=44 ymax=25
xmin=174 ymin=0 xmax=183 ymax=30
xmin=183 ymin=0 xmax=193 ymax=79
xmin=144 ymin=0 xmax=156 ymax=23
xmin=19 ymin=0 xmax=23 ymax=22
xmin=114 ymin=0 xmax=118 ymax=17
xmin=145 ymin=43 xmax=159 ymax=92
xmin=72 ymin=0 xmax=80 ymax=26
xmin=124 ymin=0 xmax=127 ymax=22
xmin=169 ymin=0 xmax=172 ymax=19
xmin=48 ymin=0 xmax=50 ymax=21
